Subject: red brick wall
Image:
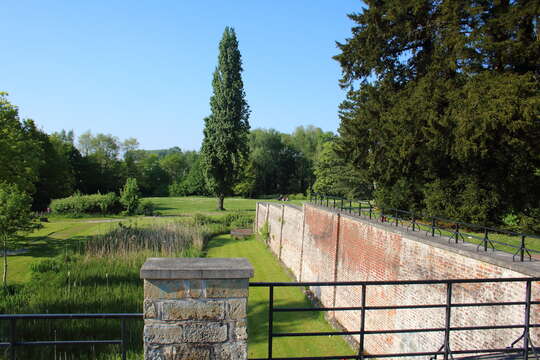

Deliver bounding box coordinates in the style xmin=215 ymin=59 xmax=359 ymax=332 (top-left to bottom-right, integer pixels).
xmin=255 ymin=202 xmax=540 ymax=356
xmin=279 ymin=205 xmax=304 ymax=279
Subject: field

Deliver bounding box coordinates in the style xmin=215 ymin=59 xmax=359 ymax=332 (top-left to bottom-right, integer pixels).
xmin=1 ymin=196 xmax=354 ymax=359
xmin=147 ymin=196 xmax=303 ymax=216
xmin=7 ymin=196 xmax=302 ymax=286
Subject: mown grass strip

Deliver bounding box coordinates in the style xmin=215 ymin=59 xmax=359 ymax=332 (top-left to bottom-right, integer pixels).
xmin=206 ymin=234 xmax=355 ymax=359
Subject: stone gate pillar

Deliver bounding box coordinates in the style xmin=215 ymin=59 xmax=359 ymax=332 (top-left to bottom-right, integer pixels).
xmin=140 ymin=258 xmax=254 ymax=360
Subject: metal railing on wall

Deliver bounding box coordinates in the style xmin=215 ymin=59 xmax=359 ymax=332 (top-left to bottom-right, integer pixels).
xmin=249 ymin=277 xmax=540 ymax=360
xmin=0 ymin=313 xmax=142 ymax=360
xmin=309 ymin=193 xmax=540 ymax=262
xmin=2 ymin=279 xmax=539 ymax=360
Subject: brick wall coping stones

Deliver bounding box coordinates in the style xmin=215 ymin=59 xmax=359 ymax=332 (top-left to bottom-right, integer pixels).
xmin=261 ymin=202 xmax=540 ymax=277
xmin=140 ymin=258 xmax=254 ymax=279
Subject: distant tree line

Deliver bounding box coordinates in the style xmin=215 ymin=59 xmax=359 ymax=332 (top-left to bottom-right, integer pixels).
xmin=332 ymin=0 xmax=539 ymax=231
xmin=0 ymin=92 xmax=334 ymax=210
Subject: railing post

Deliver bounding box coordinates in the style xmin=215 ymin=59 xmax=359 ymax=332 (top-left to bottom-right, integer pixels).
xmin=523 ymin=280 xmax=532 ymax=360
xmin=357 ymin=285 xmax=366 ymax=360
xmin=369 ymin=203 xmax=372 ymax=219
xmin=140 ymin=258 xmax=254 ymax=360
xmin=483 ymin=229 xmax=489 ymax=251
xmin=431 ymin=218 xmax=436 ymax=237
xmin=455 ymin=223 xmax=459 ymax=244
xmin=443 ymin=282 xmax=453 ymax=360
xmin=326 ymin=196 xmax=329 ymax=207
xmin=520 ymin=235 xmax=526 ymax=262
xmin=121 ymin=318 xmax=126 ymax=360
xmin=412 ymin=213 xmax=416 ymax=232
xmin=395 ymin=210 xmax=398 ymax=226
xmin=268 ymin=285 xmax=274 ymax=360
xmin=9 ymin=318 xmax=15 ymax=360
xmin=349 ymin=200 xmax=352 ymax=214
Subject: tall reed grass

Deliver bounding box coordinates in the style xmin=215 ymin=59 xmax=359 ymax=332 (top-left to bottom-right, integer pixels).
xmin=84 ymin=220 xmax=226 ymax=258
xmin=0 ymin=217 xmax=235 ymax=359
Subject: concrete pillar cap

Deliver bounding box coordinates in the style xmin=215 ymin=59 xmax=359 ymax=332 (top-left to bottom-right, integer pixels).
xmin=140 ymin=257 xmax=254 ymax=280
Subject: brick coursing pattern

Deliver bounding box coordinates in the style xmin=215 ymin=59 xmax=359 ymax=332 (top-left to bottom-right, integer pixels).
xmin=256 ymin=202 xmax=540 ymax=357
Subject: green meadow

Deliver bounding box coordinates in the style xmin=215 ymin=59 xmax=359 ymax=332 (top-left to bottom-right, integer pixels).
xmin=1 ymin=196 xmax=354 ymax=359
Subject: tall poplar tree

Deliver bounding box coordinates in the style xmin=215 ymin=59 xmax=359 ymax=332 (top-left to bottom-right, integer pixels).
xmin=201 ymin=27 xmax=250 ymax=210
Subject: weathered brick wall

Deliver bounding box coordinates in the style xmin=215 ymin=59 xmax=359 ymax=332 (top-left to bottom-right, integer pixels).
xmin=280 ymin=205 xmax=304 ymax=279
xmin=266 ymin=204 xmax=283 ymax=258
xmin=255 ymin=202 xmax=540 ymax=357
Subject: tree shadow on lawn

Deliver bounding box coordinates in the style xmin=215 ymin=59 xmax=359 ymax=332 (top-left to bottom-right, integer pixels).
xmin=13 ymin=234 xmax=91 ymax=259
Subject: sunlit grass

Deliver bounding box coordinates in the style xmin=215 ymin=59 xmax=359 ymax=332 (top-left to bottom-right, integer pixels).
xmin=207 ymin=234 xmax=355 ymax=359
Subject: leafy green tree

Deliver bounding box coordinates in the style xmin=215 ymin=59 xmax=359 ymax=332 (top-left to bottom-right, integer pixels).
xmin=334 ymin=0 xmax=540 ymax=224
xmin=313 ymin=140 xmax=372 ymax=199
xmin=30 ymin=131 xmax=76 ymax=210
xmin=169 ymin=157 xmax=209 ymax=196
xmin=201 ymin=27 xmax=250 ymax=210
xmin=0 ymin=182 xmax=34 ymax=288
xmin=0 ymin=93 xmax=41 ymax=195
xmin=120 ymin=178 xmax=140 ymax=215
xmin=160 ymin=152 xmax=188 ymax=183
xmin=77 ymin=131 xmax=126 ymax=193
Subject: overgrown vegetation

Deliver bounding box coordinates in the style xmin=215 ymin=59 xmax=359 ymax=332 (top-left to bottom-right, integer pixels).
xmin=0 ymin=215 xmax=229 ymax=359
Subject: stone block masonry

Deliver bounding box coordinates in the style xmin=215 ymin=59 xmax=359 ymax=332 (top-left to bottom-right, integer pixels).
xmin=141 ymin=258 xmax=254 ymax=360
xmin=256 ymin=202 xmax=540 ymax=357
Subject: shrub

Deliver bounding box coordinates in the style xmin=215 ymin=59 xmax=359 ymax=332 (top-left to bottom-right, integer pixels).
xmin=137 ymin=199 xmax=155 ymax=216
xmin=223 ymin=212 xmax=253 ymax=228
xmin=50 ymin=193 xmax=122 ymax=215
xmin=519 ymin=208 xmax=540 ymax=234
xmin=120 ymin=178 xmax=140 ymax=215
xmin=288 ymin=193 xmax=307 ymax=200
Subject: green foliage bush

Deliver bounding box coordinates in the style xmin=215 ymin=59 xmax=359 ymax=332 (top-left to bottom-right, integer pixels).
xmin=120 ymin=178 xmax=140 ymax=215
xmin=288 ymin=193 xmax=307 ymax=200
xmin=50 ymin=192 xmax=122 ymax=215
xmin=192 ymin=212 xmax=253 ymax=229
xmin=518 ymin=209 xmax=540 ymax=234
xmin=222 ymin=212 xmax=253 ymax=228
xmin=137 ymin=199 xmax=156 ymax=216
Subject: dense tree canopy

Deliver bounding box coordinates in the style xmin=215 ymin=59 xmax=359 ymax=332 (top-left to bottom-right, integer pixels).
xmin=0 ymin=93 xmax=41 ymax=195
xmin=334 ymin=0 xmax=540 ymax=226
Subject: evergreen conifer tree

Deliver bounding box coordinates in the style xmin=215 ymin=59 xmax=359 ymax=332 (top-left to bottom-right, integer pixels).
xmin=201 ymin=27 xmax=250 ymax=210
xmin=333 ymin=0 xmax=540 ymax=225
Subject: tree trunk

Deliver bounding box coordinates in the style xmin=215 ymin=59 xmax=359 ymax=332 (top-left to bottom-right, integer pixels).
xmin=3 ymin=238 xmax=7 ymax=289
xmin=217 ymin=195 xmax=225 ymax=211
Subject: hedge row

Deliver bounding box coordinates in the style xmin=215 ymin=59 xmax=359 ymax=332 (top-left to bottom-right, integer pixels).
xmin=50 ymin=193 xmax=122 ymax=215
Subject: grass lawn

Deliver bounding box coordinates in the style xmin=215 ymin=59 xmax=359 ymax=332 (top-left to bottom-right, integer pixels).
xmin=147 ymin=196 xmax=304 ymax=216
xmin=207 ymin=234 xmax=355 ymax=359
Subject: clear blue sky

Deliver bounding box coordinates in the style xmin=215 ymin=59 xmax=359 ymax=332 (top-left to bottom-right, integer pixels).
xmin=1 ymin=1 xmax=363 ymax=150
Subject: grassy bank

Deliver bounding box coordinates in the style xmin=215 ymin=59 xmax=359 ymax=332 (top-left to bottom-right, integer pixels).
xmin=207 ymin=234 xmax=355 ymax=359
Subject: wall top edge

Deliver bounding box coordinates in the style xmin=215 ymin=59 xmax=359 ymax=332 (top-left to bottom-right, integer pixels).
xmin=256 ymin=202 xmax=303 ymax=211
xmin=303 ymin=203 xmax=540 ymax=278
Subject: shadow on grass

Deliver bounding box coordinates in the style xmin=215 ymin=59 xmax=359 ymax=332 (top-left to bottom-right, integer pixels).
xmin=12 ymin=234 xmax=91 ymax=259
